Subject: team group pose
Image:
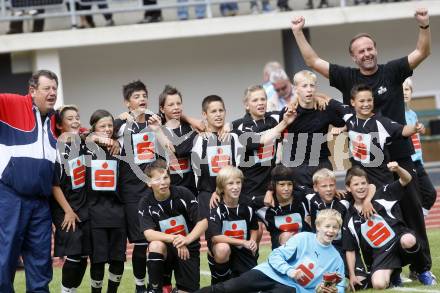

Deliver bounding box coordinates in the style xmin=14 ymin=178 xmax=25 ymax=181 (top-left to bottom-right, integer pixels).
xmin=0 ymin=7 xmax=436 ymax=293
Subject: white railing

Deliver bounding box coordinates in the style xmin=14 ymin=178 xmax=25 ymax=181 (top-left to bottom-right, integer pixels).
xmin=0 ymin=0 xmax=412 ymax=29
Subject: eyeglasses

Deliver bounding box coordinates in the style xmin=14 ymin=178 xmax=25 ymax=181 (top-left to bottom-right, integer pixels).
xmin=274 ymin=85 xmax=288 ymax=93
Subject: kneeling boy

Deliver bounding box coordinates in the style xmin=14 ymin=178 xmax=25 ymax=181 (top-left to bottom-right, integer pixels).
xmin=138 ymin=159 xmax=207 ymax=293
xmin=344 ymin=162 xmax=427 ymax=290
xmin=206 ymin=166 xmax=259 ymax=284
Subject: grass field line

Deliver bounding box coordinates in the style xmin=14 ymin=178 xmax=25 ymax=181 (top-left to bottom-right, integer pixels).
xmin=393 ymin=287 xmax=440 ymax=293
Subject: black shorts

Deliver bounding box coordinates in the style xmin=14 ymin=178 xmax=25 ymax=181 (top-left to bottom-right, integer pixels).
xmin=203 ymin=269 xmax=294 ymax=293
xmin=164 ymin=243 xmax=200 ymax=291
xmin=90 ymin=227 xmax=127 ymax=263
xmin=370 ymin=239 xmax=401 ymax=273
xmin=53 ymin=219 xmax=91 ymax=257
xmin=208 ymin=241 xmax=257 ymax=277
xmin=125 ymin=202 xmax=148 ymax=243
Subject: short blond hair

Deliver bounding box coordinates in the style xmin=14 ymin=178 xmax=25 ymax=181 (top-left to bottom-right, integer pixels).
xmin=293 ymin=70 xmax=317 ymax=86
xmin=243 ymin=85 xmax=266 ymax=105
xmin=312 ymin=168 xmax=336 ymax=185
xmin=215 ymin=166 xmax=243 ymax=197
xmin=403 ymin=77 xmax=413 ymax=92
xmin=315 ymin=209 xmax=342 ymax=229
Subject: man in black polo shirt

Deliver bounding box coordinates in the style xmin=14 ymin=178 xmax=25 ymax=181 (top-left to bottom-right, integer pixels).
xmin=290 ymin=8 xmax=434 ymax=284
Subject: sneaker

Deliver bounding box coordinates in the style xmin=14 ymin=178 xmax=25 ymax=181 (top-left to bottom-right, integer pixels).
xmin=408 ymin=270 xmax=418 ymax=281
xmin=418 ymin=271 xmax=438 ymax=286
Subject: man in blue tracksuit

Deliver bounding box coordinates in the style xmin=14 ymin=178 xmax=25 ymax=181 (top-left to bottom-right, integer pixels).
xmin=0 ymin=70 xmax=59 ymax=293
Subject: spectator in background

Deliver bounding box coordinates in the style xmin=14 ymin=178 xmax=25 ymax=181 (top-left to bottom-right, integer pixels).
xmin=139 ymin=0 xmax=162 ymax=23
xmin=7 ymin=9 xmax=44 ymax=34
xmin=262 ymin=61 xmax=283 ymax=104
xmin=177 ymin=0 xmax=205 ymax=20
xmin=276 ymin=0 xmax=291 ymax=12
xmin=403 ymin=77 xmax=437 ymax=218
xmin=306 ymin=0 xmax=329 ymax=9
xmin=220 ymin=1 xmax=238 ymax=17
xmin=250 ymin=0 xmax=272 ymax=14
xmin=73 ymin=0 xmax=114 ymax=28
xmin=267 ymin=68 xmax=294 ymax=111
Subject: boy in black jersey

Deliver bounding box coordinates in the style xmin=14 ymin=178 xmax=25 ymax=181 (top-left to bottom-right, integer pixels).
xmin=206 ymin=166 xmax=259 ymax=284
xmin=255 ymin=165 xmax=310 ymax=249
xmin=279 ymin=70 xmax=345 ymax=187
xmin=87 ymin=110 xmax=126 ymax=293
xmin=232 ymin=85 xmax=281 ymax=199
xmin=158 ymin=85 xmax=197 ymax=195
xmin=175 ymin=95 xmax=295 ymax=220
xmin=343 ymin=163 xmax=430 ymax=290
xmin=52 ymin=105 xmax=90 ymax=292
xmin=115 ymin=80 xmax=174 ymax=292
xmin=329 ymin=84 xmax=424 ymax=187
xmin=303 ymin=168 xmax=349 ymax=253
xmin=138 ymin=159 xmax=207 ymax=293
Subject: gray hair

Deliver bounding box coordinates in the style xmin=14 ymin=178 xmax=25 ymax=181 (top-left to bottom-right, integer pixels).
xmin=269 ymin=68 xmax=289 ymax=83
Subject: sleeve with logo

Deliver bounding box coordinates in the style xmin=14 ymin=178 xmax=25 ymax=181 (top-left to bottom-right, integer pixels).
xmin=326 ymin=99 xmax=353 ymax=123
xmin=179 ymin=186 xmax=201 ymax=223
xmin=376 ymin=180 xmax=404 ymax=202
xmin=138 ymin=194 xmax=159 ymax=233
xmin=206 ymin=207 xmax=223 ymax=239
xmin=342 ymin=214 xmax=360 ymax=252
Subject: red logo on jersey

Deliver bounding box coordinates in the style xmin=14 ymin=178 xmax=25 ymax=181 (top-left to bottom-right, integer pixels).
xmin=365 ymin=219 xmax=392 ymax=247
xmin=224 ymin=223 xmax=244 ymax=240
xmin=72 ymin=159 xmax=86 ymax=186
xmin=211 ymin=148 xmax=231 ymax=174
xmin=95 ymin=162 xmax=115 ymax=188
xmin=296 ymin=263 xmax=315 ymax=286
xmin=257 ymin=144 xmax=275 ymax=160
xmin=411 ymin=134 xmax=421 ymax=151
xmin=165 ymin=219 xmax=187 ymax=236
xmin=137 ymin=134 xmax=155 ymax=161
xmin=279 ymin=216 xmax=300 ymax=233
xmin=169 ymin=157 xmax=190 ymax=172
xmin=352 ymin=134 xmax=368 ymax=160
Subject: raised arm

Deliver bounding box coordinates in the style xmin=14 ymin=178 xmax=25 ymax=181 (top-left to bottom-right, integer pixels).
xmin=291 ymin=16 xmax=330 ymax=78
xmin=259 ymin=108 xmax=296 ymax=145
xmin=408 ymin=8 xmax=431 ymax=70
xmin=387 ymin=161 xmax=412 ymax=187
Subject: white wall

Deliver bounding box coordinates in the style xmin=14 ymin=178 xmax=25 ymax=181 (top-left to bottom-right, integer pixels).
xmin=60 ymin=30 xmax=283 ymax=126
